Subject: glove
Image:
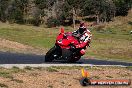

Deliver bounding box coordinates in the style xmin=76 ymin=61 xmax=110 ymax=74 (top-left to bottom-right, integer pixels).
xmin=72 ymin=32 xmax=80 ymax=38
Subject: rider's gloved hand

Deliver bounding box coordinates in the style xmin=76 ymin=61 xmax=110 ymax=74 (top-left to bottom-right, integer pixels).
xmin=75 ymin=34 xmax=80 ymax=37
xmin=72 ymin=32 xmax=80 ymax=38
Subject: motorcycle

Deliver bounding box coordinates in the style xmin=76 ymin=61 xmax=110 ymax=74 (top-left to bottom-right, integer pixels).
xmin=45 ymin=28 xmax=89 ymax=62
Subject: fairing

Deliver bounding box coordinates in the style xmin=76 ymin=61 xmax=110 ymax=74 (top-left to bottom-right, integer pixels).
xmin=56 ymin=32 xmax=79 ymax=49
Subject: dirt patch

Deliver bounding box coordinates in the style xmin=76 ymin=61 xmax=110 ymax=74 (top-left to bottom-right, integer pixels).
xmin=0 ymin=66 xmax=131 ymax=88
xmin=0 ymin=38 xmax=33 ymax=50
xmin=0 ymin=38 xmax=46 ymax=55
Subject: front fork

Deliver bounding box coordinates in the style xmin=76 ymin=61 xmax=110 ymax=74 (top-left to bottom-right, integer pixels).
xmin=53 ymin=45 xmax=62 ymax=60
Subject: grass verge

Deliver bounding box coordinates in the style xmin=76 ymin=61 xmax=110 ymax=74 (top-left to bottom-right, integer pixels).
xmin=0 ymin=23 xmax=131 ymax=62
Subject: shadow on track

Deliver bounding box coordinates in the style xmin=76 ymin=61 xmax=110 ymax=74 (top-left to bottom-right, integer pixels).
xmin=0 ymin=51 xmax=132 ymax=66
xmin=0 ymin=51 xmax=45 ymax=64
xmin=79 ymin=59 xmax=132 ymax=66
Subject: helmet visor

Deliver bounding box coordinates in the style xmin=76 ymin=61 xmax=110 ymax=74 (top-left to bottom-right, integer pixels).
xmin=79 ymin=28 xmax=86 ymax=34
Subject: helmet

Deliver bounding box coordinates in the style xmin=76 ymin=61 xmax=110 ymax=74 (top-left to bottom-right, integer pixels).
xmin=78 ymin=22 xmax=86 ymax=34
xmin=80 ymin=22 xmax=85 ymax=27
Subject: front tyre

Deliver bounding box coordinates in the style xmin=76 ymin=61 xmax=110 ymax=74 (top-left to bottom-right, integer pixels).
xmin=45 ymin=46 xmax=56 ymax=62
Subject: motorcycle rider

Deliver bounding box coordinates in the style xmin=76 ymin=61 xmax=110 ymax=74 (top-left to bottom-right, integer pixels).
xmin=72 ymin=22 xmax=92 ymax=55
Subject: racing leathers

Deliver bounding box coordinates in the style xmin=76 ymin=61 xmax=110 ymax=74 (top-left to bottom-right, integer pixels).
xmin=72 ymin=29 xmax=92 ymax=55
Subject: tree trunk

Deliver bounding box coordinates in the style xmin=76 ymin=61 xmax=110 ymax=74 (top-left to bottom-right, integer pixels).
xmin=72 ymin=7 xmax=76 ymax=29
xmin=96 ymin=15 xmax=100 ymax=24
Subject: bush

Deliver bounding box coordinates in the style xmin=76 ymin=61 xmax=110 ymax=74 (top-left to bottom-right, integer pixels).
xmin=25 ymin=18 xmax=41 ymax=26
xmin=128 ymin=21 xmax=132 ymax=25
xmin=46 ymin=17 xmax=61 ymax=27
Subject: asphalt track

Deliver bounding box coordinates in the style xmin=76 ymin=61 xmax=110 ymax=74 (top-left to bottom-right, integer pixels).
xmin=0 ymin=51 xmax=131 ymax=68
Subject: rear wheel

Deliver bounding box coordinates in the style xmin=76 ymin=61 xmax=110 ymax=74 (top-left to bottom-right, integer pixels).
xmin=67 ymin=55 xmax=81 ymax=63
xmin=45 ymin=46 xmax=57 ymax=62
xmin=62 ymin=49 xmax=81 ymax=63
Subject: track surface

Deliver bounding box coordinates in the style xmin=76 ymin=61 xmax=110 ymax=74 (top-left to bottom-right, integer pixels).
xmin=0 ymin=51 xmax=131 ymax=67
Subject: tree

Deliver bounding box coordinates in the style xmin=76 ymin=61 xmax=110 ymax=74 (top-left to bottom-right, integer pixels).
xmin=113 ymin=0 xmax=132 ymax=16
xmin=0 ymin=0 xmax=131 ymax=26
xmin=65 ymin=0 xmax=85 ymax=28
xmin=20 ymin=0 xmax=29 ymax=23
xmin=83 ymin=0 xmax=116 ymax=23
xmin=7 ymin=0 xmax=29 ymax=24
xmin=33 ymin=0 xmax=56 ymax=26
xmin=0 ymin=0 xmax=10 ymax=22
xmin=100 ymin=0 xmax=116 ymax=22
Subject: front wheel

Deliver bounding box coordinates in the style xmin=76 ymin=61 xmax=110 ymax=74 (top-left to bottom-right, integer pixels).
xmin=45 ymin=46 xmax=56 ymax=62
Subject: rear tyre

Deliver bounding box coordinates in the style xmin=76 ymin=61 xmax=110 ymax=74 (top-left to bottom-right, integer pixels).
xmin=62 ymin=49 xmax=81 ymax=63
xmin=67 ymin=55 xmax=81 ymax=63
xmin=45 ymin=46 xmax=56 ymax=62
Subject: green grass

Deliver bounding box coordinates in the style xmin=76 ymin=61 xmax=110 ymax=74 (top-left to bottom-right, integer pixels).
xmin=48 ymin=85 xmax=53 ymax=88
xmin=0 ymin=27 xmax=57 ymax=48
xmin=11 ymin=66 xmax=25 ymax=73
xmin=46 ymin=67 xmax=58 ymax=72
xmin=106 ymin=75 xmax=113 ymax=78
xmin=92 ymin=76 xmax=100 ymax=79
xmin=11 ymin=78 xmax=23 ymax=83
xmin=51 ymin=66 xmax=83 ymax=70
xmin=0 ymin=67 xmax=25 ymax=84
xmin=0 ymin=66 xmax=26 ymax=84
xmin=0 ymin=71 xmax=13 ymax=79
xmin=0 ymin=83 xmax=8 ymax=88
xmin=0 ymin=23 xmax=131 ymax=62
xmin=125 ymin=66 xmax=132 ymax=71
xmin=24 ymin=66 xmax=33 ymax=70
xmin=85 ymin=27 xmax=132 ymax=62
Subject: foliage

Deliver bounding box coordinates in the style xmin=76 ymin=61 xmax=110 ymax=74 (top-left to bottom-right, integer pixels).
xmin=83 ymin=0 xmax=116 ymax=22
xmin=46 ymin=17 xmax=61 ymax=27
xmin=34 ymin=0 xmax=47 ymax=9
xmin=113 ymin=0 xmax=132 ymax=16
xmin=0 ymin=0 xmax=131 ymax=26
xmin=7 ymin=0 xmax=29 ymax=24
xmin=0 ymin=0 xmax=10 ymax=22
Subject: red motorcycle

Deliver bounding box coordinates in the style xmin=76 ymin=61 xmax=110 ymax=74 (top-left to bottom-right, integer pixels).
xmin=45 ymin=28 xmax=88 ymax=62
